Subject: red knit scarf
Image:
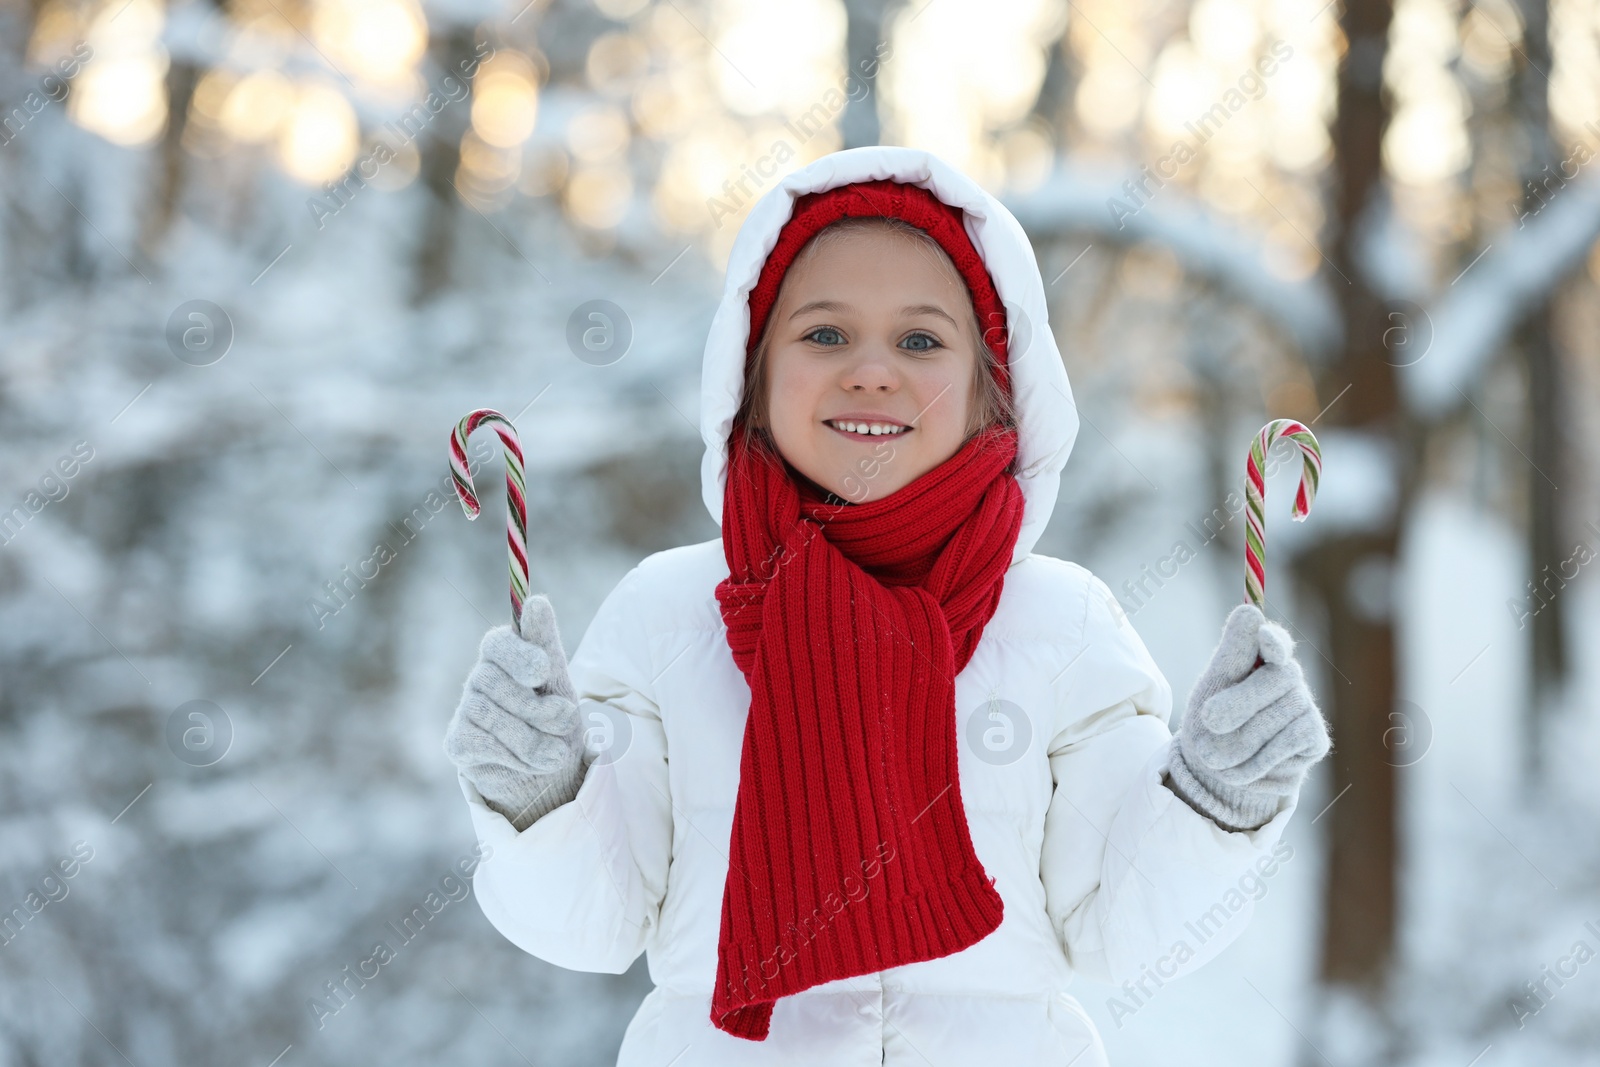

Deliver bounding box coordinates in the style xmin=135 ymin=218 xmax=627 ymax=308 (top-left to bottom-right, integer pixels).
xmin=710 ymin=422 xmax=1024 ymax=1040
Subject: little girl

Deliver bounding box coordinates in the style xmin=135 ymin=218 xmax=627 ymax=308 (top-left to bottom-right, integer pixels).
xmin=444 ymin=146 xmax=1330 ymax=1067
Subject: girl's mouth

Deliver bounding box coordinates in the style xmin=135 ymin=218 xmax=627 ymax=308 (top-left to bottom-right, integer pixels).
xmin=823 ymin=419 xmax=912 ymax=441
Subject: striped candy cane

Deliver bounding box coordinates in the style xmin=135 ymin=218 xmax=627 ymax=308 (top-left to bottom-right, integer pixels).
xmin=1244 ymin=418 xmax=1322 ymax=609
xmin=450 ymin=409 xmax=529 ymax=624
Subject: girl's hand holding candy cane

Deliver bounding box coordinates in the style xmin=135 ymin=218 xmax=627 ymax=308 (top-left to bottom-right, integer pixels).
xmin=444 ymin=593 xmax=589 ymax=832
xmin=1163 ymin=420 xmax=1333 ymax=833
xmin=1164 ymin=605 xmax=1330 ymax=831
xmin=442 ymin=409 xmax=586 ymax=831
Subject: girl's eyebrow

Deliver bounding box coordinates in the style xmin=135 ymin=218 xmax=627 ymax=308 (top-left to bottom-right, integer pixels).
xmin=787 ymin=299 xmax=957 ymax=328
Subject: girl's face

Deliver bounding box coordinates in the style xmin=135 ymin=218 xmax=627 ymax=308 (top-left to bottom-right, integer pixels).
xmin=760 ymin=228 xmax=980 ymax=503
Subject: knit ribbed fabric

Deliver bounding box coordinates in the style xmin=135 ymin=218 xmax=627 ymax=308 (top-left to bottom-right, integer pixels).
xmin=710 ymin=424 xmax=1024 ymax=1040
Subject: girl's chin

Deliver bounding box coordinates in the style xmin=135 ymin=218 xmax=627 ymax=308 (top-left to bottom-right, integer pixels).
xmin=777 ymin=443 xmax=929 ymax=502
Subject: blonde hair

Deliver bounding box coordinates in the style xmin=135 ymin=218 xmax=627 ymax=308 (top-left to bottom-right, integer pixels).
xmin=733 ymin=216 xmax=1016 ymax=456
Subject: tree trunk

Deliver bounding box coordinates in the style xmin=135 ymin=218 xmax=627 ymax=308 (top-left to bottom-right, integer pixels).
xmin=1299 ymin=0 xmax=1403 ymax=991
xmin=138 ymin=53 xmax=201 ymax=258
xmin=410 ymin=28 xmax=476 ymax=306
xmin=1027 ymin=21 xmax=1076 ymax=139
xmin=839 ymin=0 xmax=897 ymax=149
xmin=1510 ymin=0 xmax=1566 ymax=788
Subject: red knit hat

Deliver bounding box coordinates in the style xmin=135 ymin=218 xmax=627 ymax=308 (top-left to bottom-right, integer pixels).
xmin=744 ymin=179 xmax=1013 ymax=397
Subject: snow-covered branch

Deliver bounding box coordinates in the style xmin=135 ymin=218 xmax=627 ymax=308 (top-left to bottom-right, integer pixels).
xmin=1003 ymin=162 xmax=1343 ymax=362
xmin=1401 ymin=177 xmax=1600 ymax=419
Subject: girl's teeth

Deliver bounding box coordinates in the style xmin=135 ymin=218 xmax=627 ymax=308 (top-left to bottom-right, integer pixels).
xmin=835 ymin=421 xmax=906 ymax=436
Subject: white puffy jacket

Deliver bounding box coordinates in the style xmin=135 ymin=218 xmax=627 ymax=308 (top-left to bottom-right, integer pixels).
xmin=456 ymin=146 xmax=1298 ymax=1066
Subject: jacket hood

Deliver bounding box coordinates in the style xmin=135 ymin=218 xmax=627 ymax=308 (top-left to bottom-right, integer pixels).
xmin=698 ymin=145 xmax=1079 ymax=565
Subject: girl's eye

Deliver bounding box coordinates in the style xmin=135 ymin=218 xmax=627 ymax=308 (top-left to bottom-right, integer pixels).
xmin=802 ymin=326 xmax=943 ymax=352
xmin=900 ymin=331 xmax=942 ymax=354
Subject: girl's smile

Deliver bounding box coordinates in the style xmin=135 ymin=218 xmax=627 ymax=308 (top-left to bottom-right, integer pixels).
xmin=822 ymin=412 xmax=913 ymax=440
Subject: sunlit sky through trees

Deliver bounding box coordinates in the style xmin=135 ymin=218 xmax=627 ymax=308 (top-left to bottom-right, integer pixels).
xmin=30 ymin=0 xmax=1600 ymax=283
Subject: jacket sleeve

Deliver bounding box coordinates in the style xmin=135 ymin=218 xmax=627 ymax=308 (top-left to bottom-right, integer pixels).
xmin=459 ymin=564 xmax=673 ymax=974
xmin=1039 ymin=575 xmax=1298 ymax=987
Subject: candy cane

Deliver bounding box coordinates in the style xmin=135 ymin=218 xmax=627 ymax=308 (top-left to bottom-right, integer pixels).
xmin=1244 ymin=418 xmax=1321 ymax=609
xmin=450 ymin=409 xmax=529 ymax=624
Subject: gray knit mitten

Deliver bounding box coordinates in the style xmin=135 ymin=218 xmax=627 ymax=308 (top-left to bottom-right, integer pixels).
xmin=444 ymin=594 xmax=589 ymax=832
xmin=1164 ymin=603 xmax=1332 ymax=832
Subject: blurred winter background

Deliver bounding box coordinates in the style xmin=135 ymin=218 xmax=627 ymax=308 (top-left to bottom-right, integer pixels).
xmin=1 ymin=0 xmax=1598 ymax=1063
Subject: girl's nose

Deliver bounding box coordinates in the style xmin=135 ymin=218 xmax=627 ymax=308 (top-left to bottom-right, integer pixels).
xmin=839 ymin=347 xmax=898 ymax=392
